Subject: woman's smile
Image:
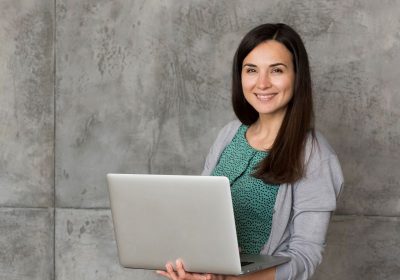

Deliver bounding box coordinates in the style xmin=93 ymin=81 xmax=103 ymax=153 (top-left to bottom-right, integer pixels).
xmin=254 ymin=92 xmax=277 ymax=102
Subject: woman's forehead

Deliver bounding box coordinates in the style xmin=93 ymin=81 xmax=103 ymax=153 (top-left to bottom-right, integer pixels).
xmin=243 ymin=41 xmax=293 ymax=66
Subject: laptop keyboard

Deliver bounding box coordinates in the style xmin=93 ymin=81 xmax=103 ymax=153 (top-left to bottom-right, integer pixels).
xmin=241 ymin=262 xmax=254 ymax=266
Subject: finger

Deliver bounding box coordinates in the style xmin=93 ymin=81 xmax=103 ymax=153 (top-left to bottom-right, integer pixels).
xmin=166 ymin=262 xmax=178 ymax=280
xmin=176 ymin=259 xmax=187 ymax=279
xmin=156 ymin=270 xmax=173 ymax=279
xmin=175 ymin=260 xmax=207 ymax=280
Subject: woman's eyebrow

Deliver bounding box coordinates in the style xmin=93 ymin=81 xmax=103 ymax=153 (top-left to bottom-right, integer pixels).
xmin=242 ymin=63 xmax=257 ymax=67
xmin=270 ymin=62 xmax=288 ymax=68
xmin=243 ymin=62 xmax=288 ymax=68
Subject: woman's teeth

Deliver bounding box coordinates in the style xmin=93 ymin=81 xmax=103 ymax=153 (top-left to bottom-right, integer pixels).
xmin=256 ymin=93 xmax=275 ymax=101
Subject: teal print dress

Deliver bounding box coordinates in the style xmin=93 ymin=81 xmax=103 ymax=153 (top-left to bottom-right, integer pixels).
xmin=211 ymin=125 xmax=279 ymax=254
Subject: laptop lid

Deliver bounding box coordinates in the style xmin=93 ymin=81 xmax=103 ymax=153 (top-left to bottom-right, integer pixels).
xmin=107 ymin=174 xmax=289 ymax=275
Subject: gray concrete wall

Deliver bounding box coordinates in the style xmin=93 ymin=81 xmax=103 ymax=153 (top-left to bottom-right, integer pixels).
xmin=0 ymin=0 xmax=399 ymax=279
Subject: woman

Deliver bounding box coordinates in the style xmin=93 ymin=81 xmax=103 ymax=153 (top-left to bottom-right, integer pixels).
xmin=157 ymin=23 xmax=343 ymax=280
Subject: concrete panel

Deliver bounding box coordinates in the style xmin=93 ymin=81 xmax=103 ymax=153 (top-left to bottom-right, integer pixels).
xmin=55 ymin=0 xmax=248 ymax=208
xmin=0 ymin=208 xmax=54 ymax=280
xmin=55 ymin=209 xmax=159 ymax=280
xmin=310 ymin=1 xmax=400 ymax=216
xmin=313 ymin=215 xmax=400 ymax=280
xmin=0 ymin=0 xmax=54 ymax=207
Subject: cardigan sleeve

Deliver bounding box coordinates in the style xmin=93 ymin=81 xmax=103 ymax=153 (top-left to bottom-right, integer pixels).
xmin=274 ymin=153 xmax=344 ymax=280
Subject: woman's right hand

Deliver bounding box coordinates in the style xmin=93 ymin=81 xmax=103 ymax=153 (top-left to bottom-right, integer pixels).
xmin=156 ymin=258 xmax=275 ymax=280
xmin=156 ymin=259 xmax=228 ymax=280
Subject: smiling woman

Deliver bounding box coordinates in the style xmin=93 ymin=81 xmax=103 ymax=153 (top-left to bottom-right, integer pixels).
xmin=157 ymin=23 xmax=344 ymax=280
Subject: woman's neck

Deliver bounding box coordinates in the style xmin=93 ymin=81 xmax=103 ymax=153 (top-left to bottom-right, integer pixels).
xmin=246 ymin=110 xmax=286 ymax=150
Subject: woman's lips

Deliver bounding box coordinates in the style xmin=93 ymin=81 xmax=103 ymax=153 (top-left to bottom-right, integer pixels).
xmin=255 ymin=93 xmax=276 ymax=101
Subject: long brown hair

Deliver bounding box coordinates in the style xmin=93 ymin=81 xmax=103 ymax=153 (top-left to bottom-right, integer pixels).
xmin=232 ymin=23 xmax=315 ymax=185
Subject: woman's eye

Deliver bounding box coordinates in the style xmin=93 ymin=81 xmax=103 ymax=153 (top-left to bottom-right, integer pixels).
xmin=271 ymin=68 xmax=283 ymax=73
xmin=246 ymin=68 xmax=256 ymax=73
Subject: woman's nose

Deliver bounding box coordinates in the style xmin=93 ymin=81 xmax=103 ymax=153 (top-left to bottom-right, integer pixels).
xmin=257 ymin=73 xmax=272 ymax=90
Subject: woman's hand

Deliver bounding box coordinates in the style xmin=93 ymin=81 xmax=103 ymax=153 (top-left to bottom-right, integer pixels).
xmin=156 ymin=259 xmax=228 ymax=280
xmin=156 ymin=258 xmax=275 ymax=280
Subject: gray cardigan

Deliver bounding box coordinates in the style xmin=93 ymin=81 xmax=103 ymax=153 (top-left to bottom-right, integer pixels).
xmin=201 ymin=120 xmax=344 ymax=280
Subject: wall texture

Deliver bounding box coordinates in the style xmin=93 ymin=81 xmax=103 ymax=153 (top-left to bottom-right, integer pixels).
xmin=1 ymin=0 xmax=399 ymax=279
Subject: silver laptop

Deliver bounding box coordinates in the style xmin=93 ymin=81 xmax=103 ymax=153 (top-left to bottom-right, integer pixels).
xmin=107 ymin=174 xmax=290 ymax=275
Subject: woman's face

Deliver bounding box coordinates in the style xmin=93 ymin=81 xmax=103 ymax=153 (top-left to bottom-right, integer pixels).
xmin=241 ymin=40 xmax=295 ymax=119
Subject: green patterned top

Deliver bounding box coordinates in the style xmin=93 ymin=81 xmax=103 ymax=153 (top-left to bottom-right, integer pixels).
xmin=211 ymin=125 xmax=279 ymax=254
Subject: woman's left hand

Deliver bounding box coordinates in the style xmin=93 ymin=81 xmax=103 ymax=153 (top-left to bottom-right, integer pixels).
xmin=156 ymin=259 xmax=228 ymax=280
